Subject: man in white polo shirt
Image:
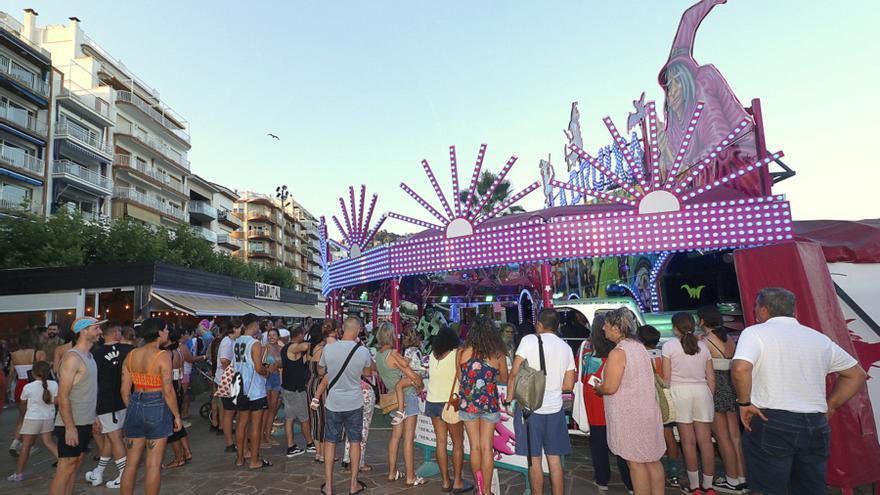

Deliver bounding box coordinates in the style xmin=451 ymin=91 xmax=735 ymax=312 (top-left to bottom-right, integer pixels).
xmin=732 ymin=287 xmax=867 ymax=495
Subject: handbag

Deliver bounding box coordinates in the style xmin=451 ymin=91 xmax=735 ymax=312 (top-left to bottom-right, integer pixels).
xmin=570 ymin=340 xmax=590 ymax=433
xmin=214 ymin=364 xmax=236 ymax=398
xmin=651 ymin=360 xmax=676 ymax=424
xmin=441 ymin=350 xmax=461 ymax=424
xmin=378 ymin=392 xmax=398 ymax=414
xmin=512 ymin=335 xmax=546 ymax=414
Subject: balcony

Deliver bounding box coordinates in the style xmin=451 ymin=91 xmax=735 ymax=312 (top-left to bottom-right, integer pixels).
xmin=188 ymin=200 xmax=217 ymax=221
xmin=113 ymin=187 xmax=186 ymax=221
xmin=0 ymin=196 xmax=42 ymax=215
xmin=115 ymin=124 xmax=190 ymax=171
xmin=246 ymin=209 xmax=277 ymax=224
xmin=217 ymin=233 xmax=241 ymax=250
xmin=0 ymin=101 xmax=47 ymax=136
xmin=190 ymin=225 xmax=217 ymax=243
xmin=52 ymin=160 xmax=112 ymax=195
xmin=247 ymin=230 xmax=278 ymax=242
xmin=115 ymin=90 xmax=190 ymax=145
xmin=0 ymin=56 xmax=49 ymax=98
xmin=217 ymin=209 xmax=241 ymax=228
xmin=55 ymin=122 xmax=114 ymax=160
xmin=113 ymin=155 xmax=187 ymax=195
xmin=0 ymin=143 xmax=44 ymax=177
xmin=56 ymin=78 xmax=113 ymax=125
xmin=247 ymin=247 xmax=277 ymax=259
xmin=0 ymin=14 xmax=51 ymax=59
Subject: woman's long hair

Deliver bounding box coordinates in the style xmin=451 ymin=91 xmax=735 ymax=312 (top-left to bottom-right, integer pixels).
xmin=308 ymin=322 xmax=324 ymax=353
xmin=589 ymin=314 xmax=615 ymax=359
xmin=32 ymin=361 xmax=52 ymax=405
xmin=464 ymin=317 xmax=506 ymax=359
xmin=698 ymin=305 xmax=726 ymax=342
xmin=432 ymin=326 xmax=460 ymax=360
xmin=672 ymin=312 xmax=699 ymax=355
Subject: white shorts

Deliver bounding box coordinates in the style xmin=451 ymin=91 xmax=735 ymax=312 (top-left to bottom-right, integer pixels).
xmin=670 ymin=383 xmax=714 ymax=424
xmin=98 ymin=409 xmax=127 ymax=434
xmin=20 ymin=418 xmax=53 ymax=435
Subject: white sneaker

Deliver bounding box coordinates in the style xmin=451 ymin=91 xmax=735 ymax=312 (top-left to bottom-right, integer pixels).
xmin=106 ymin=475 xmax=122 ymax=489
xmin=85 ymin=469 xmax=104 ymax=486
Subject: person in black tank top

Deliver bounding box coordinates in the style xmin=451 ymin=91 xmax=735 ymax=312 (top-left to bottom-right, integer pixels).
xmin=280 ymin=327 xmax=314 ymax=457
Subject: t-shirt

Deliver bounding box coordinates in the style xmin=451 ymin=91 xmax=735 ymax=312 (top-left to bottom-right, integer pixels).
xmin=214 ymin=336 xmax=235 ymax=384
xmin=233 ymin=335 xmax=266 ymax=401
xmin=92 ymin=342 xmax=134 ymax=414
xmin=733 ymin=316 xmax=858 ymax=413
xmin=319 ymin=340 xmax=373 ymax=412
xmin=661 ymin=338 xmax=711 ymax=385
xmin=22 ymin=380 xmax=58 ymax=420
xmin=515 ymin=333 xmax=576 ymax=414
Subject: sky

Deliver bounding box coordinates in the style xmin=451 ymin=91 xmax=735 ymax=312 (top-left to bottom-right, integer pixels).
xmin=16 ymin=0 xmax=880 ymax=234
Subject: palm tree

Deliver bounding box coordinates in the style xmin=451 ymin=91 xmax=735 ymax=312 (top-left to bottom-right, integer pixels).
xmin=457 ymin=170 xmax=526 ymax=218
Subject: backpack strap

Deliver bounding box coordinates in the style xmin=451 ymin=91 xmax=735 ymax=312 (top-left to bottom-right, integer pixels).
xmin=327 ymin=343 xmax=361 ymax=393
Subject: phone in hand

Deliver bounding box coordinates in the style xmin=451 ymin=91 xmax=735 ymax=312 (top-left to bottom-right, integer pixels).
xmin=587 ymin=375 xmax=602 ymax=388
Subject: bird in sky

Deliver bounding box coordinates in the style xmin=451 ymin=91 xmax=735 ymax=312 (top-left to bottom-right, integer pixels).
xmin=267 ymin=133 xmax=280 ymax=140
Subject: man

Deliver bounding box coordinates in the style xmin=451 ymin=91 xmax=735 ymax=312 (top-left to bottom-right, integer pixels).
xmin=280 ymin=325 xmax=315 ymax=457
xmin=84 ymin=321 xmax=132 ymax=488
xmin=218 ymin=320 xmax=241 ymax=452
xmin=732 ymin=288 xmax=867 ymax=494
xmin=233 ymin=313 xmax=274 ymax=469
xmin=42 ymin=322 xmax=63 ymax=367
xmin=509 ymin=309 xmax=576 ymax=495
xmin=314 ymin=316 xmax=372 ymax=495
xmin=49 ymin=317 xmax=102 ymax=495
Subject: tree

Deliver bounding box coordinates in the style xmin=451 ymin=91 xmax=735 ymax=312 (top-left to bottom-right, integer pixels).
xmin=369 ymin=229 xmax=403 ymax=248
xmin=457 ymin=170 xmax=526 ymax=218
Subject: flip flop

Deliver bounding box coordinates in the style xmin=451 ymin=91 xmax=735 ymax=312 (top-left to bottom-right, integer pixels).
xmin=162 ymin=458 xmax=186 ymax=470
xmin=405 ymin=476 xmax=427 ymax=486
xmin=349 ymin=480 xmax=367 ymax=495
xmin=358 ymin=464 xmax=373 ymax=472
xmin=248 ymin=458 xmax=273 ymax=470
xmin=320 ymin=482 xmax=329 ymax=495
xmin=388 ymin=470 xmax=401 ymax=481
xmin=442 ymin=483 xmax=453 ymax=493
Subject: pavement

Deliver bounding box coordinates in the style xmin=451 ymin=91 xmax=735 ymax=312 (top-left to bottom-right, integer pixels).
xmin=0 ymin=402 xmax=871 ymax=494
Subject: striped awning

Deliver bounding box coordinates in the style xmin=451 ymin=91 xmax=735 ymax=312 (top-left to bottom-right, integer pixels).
xmin=0 ymin=167 xmax=42 ymax=186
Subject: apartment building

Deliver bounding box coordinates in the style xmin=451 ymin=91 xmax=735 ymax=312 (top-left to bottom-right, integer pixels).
xmin=234 ymin=191 xmax=284 ymax=267
xmin=0 ymin=10 xmax=51 ymax=217
xmin=293 ymin=202 xmax=324 ymax=295
xmin=211 ymin=182 xmax=241 ymax=254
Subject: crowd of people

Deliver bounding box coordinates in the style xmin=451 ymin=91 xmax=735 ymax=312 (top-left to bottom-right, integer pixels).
xmin=0 ymin=287 xmax=868 ymax=495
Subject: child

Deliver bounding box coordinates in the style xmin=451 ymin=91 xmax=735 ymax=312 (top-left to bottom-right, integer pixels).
xmin=8 ymin=361 xmax=58 ymax=481
xmin=391 ymin=330 xmax=425 ymax=425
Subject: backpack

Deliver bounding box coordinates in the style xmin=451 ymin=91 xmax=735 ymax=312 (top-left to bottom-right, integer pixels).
xmin=513 ymin=335 xmax=546 ymax=414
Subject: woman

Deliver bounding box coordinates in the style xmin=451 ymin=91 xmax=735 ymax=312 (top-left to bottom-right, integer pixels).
xmin=342 ymin=352 xmax=377 ymax=473
xmin=699 ymin=306 xmax=746 ymax=492
xmin=261 ymin=328 xmax=283 ymax=447
xmin=458 ymin=317 xmax=508 ymax=495
xmin=595 ymin=308 xmax=665 ymax=495
xmin=8 ymin=331 xmax=46 ymax=457
xmin=120 ymin=318 xmax=182 ymax=495
xmin=8 ymin=361 xmax=58 ymax=481
xmin=500 ymin=323 xmax=516 ymax=369
xmin=306 ymin=319 xmax=338 ymax=463
xmin=164 ymin=327 xmax=192 ymax=468
xmin=661 ymin=312 xmax=715 ymax=494
xmin=374 ymin=322 xmax=426 ymax=486
xmin=583 ymin=315 xmax=632 ymax=492
xmin=424 ymin=325 xmax=472 ymax=493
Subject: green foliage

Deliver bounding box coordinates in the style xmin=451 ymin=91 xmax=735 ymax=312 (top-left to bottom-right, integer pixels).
xmin=0 ymin=211 xmax=298 ymax=289
xmin=458 ymin=170 xmax=526 ymax=217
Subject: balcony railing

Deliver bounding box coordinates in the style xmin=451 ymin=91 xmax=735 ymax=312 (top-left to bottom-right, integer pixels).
xmin=113 ymin=187 xmax=186 ymax=221
xmin=57 ymin=78 xmax=112 ymax=120
xmin=0 ymin=196 xmax=42 ymax=215
xmin=0 ymin=101 xmax=47 ymax=135
xmin=217 ymin=209 xmax=241 ymax=227
xmin=247 ymin=230 xmax=278 ymax=241
xmin=55 ymin=122 xmax=114 ymax=158
xmin=52 ymin=159 xmax=112 ymax=191
xmin=0 ymin=14 xmax=51 ymax=59
xmin=113 ymin=155 xmax=186 ymax=194
xmin=188 ymin=201 xmax=217 ymax=219
xmin=191 ymin=225 xmax=217 ymax=243
xmin=0 ymin=56 xmax=49 ymax=97
xmin=115 ymin=124 xmax=190 ymax=170
xmin=217 ymin=233 xmax=241 ymax=249
xmin=0 ymin=143 xmax=44 ymax=176
xmin=115 ymin=90 xmax=190 ymax=144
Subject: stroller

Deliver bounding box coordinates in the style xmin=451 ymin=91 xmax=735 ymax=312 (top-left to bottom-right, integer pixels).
xmin=190 ymin=361 xmax=216 ymax=420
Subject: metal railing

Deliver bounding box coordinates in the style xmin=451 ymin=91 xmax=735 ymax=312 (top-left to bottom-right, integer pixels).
xmin=0 ymin=13 xmax=51 ymax=59
xmin=0 ymin=143 xmax=44 ymax=175
xmin=55 ymin=121 xmax=113 ymax=157
xmin=115 ymin=124 xmax=190 ymax=170
xmin=188 ymin=201 xmax=217 ymax=218
xmin=113 ymin=155 xmax=186 ymax=194
xmin=0 ymin=196 xmax=42 ymax=214
xmin=217 ymin=233 xmax=241 ymax=249
xmin=191 ymin=225 xmax=217 ymax=243
xmin=115 ymin=90 xmax=190 ymax=144
xmin=218 ymin=209 xmax=241 ymax=226
xmin=247 ymin=229 xmax=278 ymax=241
xmin=0 ymin=101 xmax=47 ymax=135
xmin=113 ymin=187 xmax=186 ymax=221
xmin=52 ymin=159 xmax=112 ymax=191
xmin=57 ymin=78 xmax=111 ymax=120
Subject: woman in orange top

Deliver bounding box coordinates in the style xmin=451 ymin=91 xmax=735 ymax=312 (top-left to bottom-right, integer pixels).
xmin=119 ymin=319 xmax=181 ymax=495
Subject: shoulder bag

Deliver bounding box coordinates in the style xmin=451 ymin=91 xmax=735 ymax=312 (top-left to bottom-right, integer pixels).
xmin=512 ymin=334 xmax=546 ymax=414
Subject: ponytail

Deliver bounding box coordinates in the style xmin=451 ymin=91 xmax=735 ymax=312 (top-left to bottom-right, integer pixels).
xmin=697 ymin=305 xmax=727 ymax=342
xmin=672 ymin=312 xmax=699 ymax=355
xmin=31 ymin=361 xmax=52 ymax=404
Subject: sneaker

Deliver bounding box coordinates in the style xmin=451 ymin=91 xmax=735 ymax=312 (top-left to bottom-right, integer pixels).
xmin=8 ymin=439 xmax=21 ymax=458
xmin=712 ymin=476 xmax=742 ymax=494
xmin=85 ymin=469 xmax=104 ymax=486
xmin=305 ymin=443 xmax=316 ymax=453
xmin=286 ymin=445 xmax=305 ymax=458
xmin=593 ymin=481 xmax=609 ymax=491
xmin=667 ymin=476 xmax=682 ymax=488
xmin=735 ymin=482 xmax=748 ymax=492
xmin=106 ymin=475 xmax=122 ymax=489
xmin=182 ymin=420 xmax=192 ymax=429
xmin=6 ymin=472 xmax=23 ymax=482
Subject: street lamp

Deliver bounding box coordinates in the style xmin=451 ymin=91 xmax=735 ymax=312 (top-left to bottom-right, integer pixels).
xmin=275 ymin=185 xmax=290 ymax=208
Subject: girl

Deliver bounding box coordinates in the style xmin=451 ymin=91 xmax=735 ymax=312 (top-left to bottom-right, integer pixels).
xmin=306 ymin=319 xmax=338 ymax=463
xmin=662 ymin=312 xmax=716 ymax=495
xmin=390 ymin=329 xmax=425 ymax=426
xmin=7 ymin=361 xmax=58 ymax=481
xmin=163 ymin=328 xmax=191 ymax=468
xmin=261 ymin=328 xmax=283 ymax=447
xmin=9 ymin=331 xmax=46 ymax=457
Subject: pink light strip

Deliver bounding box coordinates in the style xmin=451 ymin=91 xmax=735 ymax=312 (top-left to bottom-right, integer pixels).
xmin=400 ymin=182 xmax=449 ymax=224
xmin=388 ymin=212 xmax=444 ymax=231
xmin=549 ymin=179 xmax=637 ymax=207
xmin=449 ymin=146 xmax=461 ymax=217
xmin=357 ymin=185 xmax=366 ymax=243
xmin=332 ymin=215 xmax=352 ymax=246
xmin=338 ymin=197 xmax=353 ymax=240
xmin=646 ymin=102 xmax=662 ymax=189
xmin=361 ymin=213 xmax=387 ymax=248
xmin=567 ymin=144 xmax=641 ymax=199
xmin=348 ymin=187 xmax=358 ymax=242
xmin=682 ymin=152 xmax=784 ymax=202
xmin=468 ymin=155 xmax=517 ymax=222
xmin=662 ymin=101 xmax=704 ymax=190
xmin=465 ymin=144 xmax=487 ymax=214
xmin=361 ymin=193 xmax=378 ymax=245
xmin=603 ymin=115 xmax=646 ymax=192
xmin=422 ymin=159 xmax=454 ymax=219
xmin=670 ymin=118 xmax=750 ymax=192
xmin=474 ymin=181 xmax=541 ymax=228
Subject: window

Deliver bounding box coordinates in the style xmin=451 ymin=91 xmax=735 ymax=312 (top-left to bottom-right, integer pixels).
xmin=1 ymin=182 xmax=31 ymax=204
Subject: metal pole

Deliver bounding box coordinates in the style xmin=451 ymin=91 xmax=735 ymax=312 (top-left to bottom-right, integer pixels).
xmin=391 ymin=278 xmax=401 ymax=350
xmin=541 ymin=262 xmax=553 ymax=308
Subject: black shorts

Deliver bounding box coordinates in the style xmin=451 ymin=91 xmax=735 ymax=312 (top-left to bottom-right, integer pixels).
xmin=221 ymin=397 xmax=237 ymax=411
xmin=54 ymin=425 xmax=92 ymax=458
xmin=236 ymin=397 xmax=268 ymax=412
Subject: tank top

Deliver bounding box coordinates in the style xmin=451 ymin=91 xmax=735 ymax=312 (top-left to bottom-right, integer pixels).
xmin=93 ymin=342 xmax=133 ymax=415
xmin=459 ymin=354 xmax=500 ymax=414
xmin=55 ymin=348 xmax=98 ymax=426
xmin=234 ymin=335 xmax=266 ymax=400
xmin=281 ymin=343 xmax=308 ymax=392
xmin=427 ymin=350 xmax=458 ymax=403
xmin=375 ymin=349 xmax=413 ymax=395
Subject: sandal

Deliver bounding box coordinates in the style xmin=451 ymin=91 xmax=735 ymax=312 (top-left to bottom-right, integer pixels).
xmin=162 ymin=458 xmax=186 ymax=469
xmin=406 ymin=476 xmax=427 ymax=486
xmin=249 ymin=458 xmax=273 ymax=470
xmin=350 ymin=480 xmax=367 ymax=495
xmin=388 ymin=470 xmax=401 ymax=481
xmin=185 ymin=451 xmax=193 ymax=463
xmin=390 ymin=410 xmax=406 ymax=426
xmin=320 ymin=483 xmax=329 ymax=495
xmin=358 ymin=464 xmax=373 ymax=472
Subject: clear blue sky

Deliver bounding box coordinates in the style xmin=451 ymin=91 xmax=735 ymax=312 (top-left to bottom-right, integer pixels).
xmin=19 ymin=0 xmax=880 ymax=234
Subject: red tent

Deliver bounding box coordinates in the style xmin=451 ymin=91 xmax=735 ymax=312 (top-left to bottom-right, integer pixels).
xmin=794 ymin=219 xmax=880 ymax=263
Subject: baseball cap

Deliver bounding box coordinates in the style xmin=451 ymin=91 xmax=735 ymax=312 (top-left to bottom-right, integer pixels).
xmin=71 ymin=316 xmax=107 ymax=334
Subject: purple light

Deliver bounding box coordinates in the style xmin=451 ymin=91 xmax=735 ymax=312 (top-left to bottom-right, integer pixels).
xmin=468 ymin=155 xmax=518 ymax=221
xmin=338 ymin=197 xmax=353 ymax=241
xmin=357 ymin=185 xmax=366 ymax=243
xmin=400 ymin=182 xmax=449 ymax=223
xmin=474 ymin=181 xmax=541 ymax=227
xmin=662 ymin=102 xmax=704 ymax=191
xmin=422 ymin=159 xmax=454 ymax=219
xmin=682 ymin=152 xmax=784 ymax=201
xmin=450 ymin=146 xmax=461 ymax=217
xmin=550 ymin=179 xmax=637 ymax=207
xmin=332 ymin=215 xmax=352 ymax=246
xmin=603 ymin=115 xmax=647 ymax=189
xmin=669 ymin=118 xmax=750 ymax=191
xmin=465 ymin=144 xmax=487 ymax=214
xmin=361 ymin=213 xmax=387 ymax=248
xmin=568 ymin=144 xmax=641 ymax=199
xmin=348 ymin=186 xmax=358 ymax=242
xmin=388 ymin=212 xmax=444 ymax=231
xmin=361 ymin=193 xmax=378 ymax=246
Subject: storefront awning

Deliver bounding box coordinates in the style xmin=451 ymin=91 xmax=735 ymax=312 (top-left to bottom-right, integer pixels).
xmin=240 ymin=299 xmax=309 ymax=318
xmin=0 ymin=291 xmax=79 ymax=313
xmin=290 ymin=303 xmax=326 ymax=319
xmin=151 ymin=289 xmax=269 ymax=317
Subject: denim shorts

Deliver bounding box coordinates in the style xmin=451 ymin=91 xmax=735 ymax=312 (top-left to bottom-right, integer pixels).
xmin=266 ymin=373 xmax=282 ymax=392
xmin=325 ymin=407 xmax=364 ymax=444
xmin=124 ymin=391 xmax=172 ymax=440
xmin=391 ymin=389 xmax=420 ymax=418
xmin=513 ymin=407 xmax=572 ymax=457
xmin=459 ymin=410 xmax=501 ymax=424
xmin=424 ymin=401 xmax=445 ymax=418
